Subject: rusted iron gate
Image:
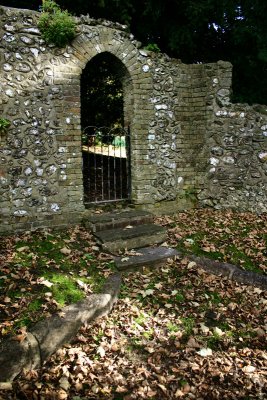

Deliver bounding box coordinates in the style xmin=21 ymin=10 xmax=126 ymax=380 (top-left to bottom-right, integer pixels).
xmin=82 ymin=126 xmax=131 ymax=204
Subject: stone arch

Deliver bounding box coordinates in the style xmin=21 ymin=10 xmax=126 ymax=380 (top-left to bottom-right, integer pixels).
xmin=52 ymin=25 xmax=155 ymax=206
xmin=80 ymin=50 xmax=133 ymax=132
xmin=80 ymin=51 xmax=134 ymax=203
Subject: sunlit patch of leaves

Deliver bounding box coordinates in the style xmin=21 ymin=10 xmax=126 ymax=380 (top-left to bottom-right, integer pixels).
xmin=158 ymin=209 xmax=267 ymax=275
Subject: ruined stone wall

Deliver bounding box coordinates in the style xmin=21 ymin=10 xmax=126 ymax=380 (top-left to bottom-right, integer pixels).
xmin=146 ymin=54 xmax=267 ymax=214
xmin=0 ymin=6 xmax=266 ymax=234
xmin=199 ymin=62 xmax=267 ymax=213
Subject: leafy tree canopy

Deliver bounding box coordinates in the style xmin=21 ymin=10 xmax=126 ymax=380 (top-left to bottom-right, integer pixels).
xmin=3 ymin=0 xmax=267 ymax=104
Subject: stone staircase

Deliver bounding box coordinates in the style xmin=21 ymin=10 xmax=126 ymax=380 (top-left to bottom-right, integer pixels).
xmin=83 ymin=209 xmax=178 ymax=272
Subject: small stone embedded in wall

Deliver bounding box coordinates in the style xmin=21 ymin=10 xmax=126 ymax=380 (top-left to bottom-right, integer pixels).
xmin=210 ymin=157 xmax=219 ymax=166
xmin=14 ymin=210 xmax=28 ymax=216
xmin=222 ymin=156 xmax=235 ymax=165
xmin=24 ymin=167 xmax=33 ymax=176
xmin=51 ymin=203 xmax=60 ymax=212
xmin=259 ymin=152 xmax=267 ymax=162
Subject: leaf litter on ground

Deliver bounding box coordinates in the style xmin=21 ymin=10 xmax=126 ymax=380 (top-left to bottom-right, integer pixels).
xmin=0 ymin=209 xmax=266 ymax=399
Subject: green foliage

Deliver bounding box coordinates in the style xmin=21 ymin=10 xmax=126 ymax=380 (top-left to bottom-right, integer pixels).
xmin=81 ymin=53 xmax=124 ymax=130
xmin=38 ymin=0 xmax=76 ymax=47
xmin=112 ymin=135 xmax=125 ymax=147
xmin=0 ymin=118 xmax=11 ymax=132
xmin=144 ymin=43 xmax=161 ymax=53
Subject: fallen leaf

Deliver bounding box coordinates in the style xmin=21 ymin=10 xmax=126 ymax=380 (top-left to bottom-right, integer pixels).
xmin=242 ymin=365 xmax=256 ymax=373
xmin=97 ymin=346 xmax=105 ymax=357
xmin=17 ymin=246 xmax=30 ymax=252
xmin=60 ymin=247 xmax=71 ymax=255
xmin=197 ymin=348 xmax=213 ymax=357
xmin=38 ymin=278 xmax=53 ymax=288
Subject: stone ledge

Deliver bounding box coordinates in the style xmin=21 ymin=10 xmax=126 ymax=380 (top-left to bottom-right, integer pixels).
xmin=179 ymin=252 xmax=267 ymax=290
xmin=0 ymin=273 xmax=122 ymax=382
xmin=114 ymin=246 xmax=179 ymax=272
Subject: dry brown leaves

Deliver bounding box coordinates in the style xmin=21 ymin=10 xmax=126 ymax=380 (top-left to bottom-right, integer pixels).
xmin=0 ymin=210 xmax=266 ymax=399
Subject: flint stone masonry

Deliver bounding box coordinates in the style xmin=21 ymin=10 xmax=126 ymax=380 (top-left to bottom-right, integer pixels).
xmin=0 ymin=6 xmax=266 ymax=234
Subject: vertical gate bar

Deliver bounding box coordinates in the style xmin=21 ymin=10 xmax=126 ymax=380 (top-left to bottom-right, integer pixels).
xmin=113 ymin=134 xmax=116 ymax=200
xmin=119 ymin=131 xmax=123 ymax=199
xmin=127 ymin=126 xmax=131 ymax=200
xmin=94 ymin=131 xmax=97 ymax=202
xmin=87 ymin=139 xmax=90 ymax=203
xmin=107 ymin=129 xmax=111 ymax=200
xmin=101 ymin=128 xmax=104 ymax=201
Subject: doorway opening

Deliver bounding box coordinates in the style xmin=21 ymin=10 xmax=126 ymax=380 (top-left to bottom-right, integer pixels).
xmin=81 ymin=52 xmax=132 ymax=204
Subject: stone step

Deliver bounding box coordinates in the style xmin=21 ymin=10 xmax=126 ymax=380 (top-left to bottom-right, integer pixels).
xmin=83 ymin=209 xmax=153 ymax=233
xmin=114 ymin=246 xmax=179 ymax=272
xmin=94 ymin=223 xmax=167 ymax=254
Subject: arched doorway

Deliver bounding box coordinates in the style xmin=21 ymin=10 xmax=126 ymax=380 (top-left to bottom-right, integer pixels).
xmin=81 ymin=52 xmax=132 ymax=205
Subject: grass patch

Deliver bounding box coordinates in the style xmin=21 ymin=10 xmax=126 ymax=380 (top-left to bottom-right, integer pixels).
xmin=0 ymin=227 xmax=112 ymax=335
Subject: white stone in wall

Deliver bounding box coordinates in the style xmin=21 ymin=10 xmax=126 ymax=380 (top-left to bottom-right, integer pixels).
xmin=177 ymin=177 xmax=184 ymax=184
xmin=51 ymin=203 xmax=60 ymax=212
xmin=259 ymin=152 xmax=267 ymax=161
xmin=36 ymin=168 xmax=44 ymax=176
xmin=150 ymin=97 xmax=160 ymax=103
xmin=148 ymin=134 xmax=155 ymax=140
xmin=16 ymin=179 xmax=25 ymax=187
xmin=142 ymin=65 xmax=149 ymax=72
xmin=24 ymin=167 xmax=33 ymax=176
xmin=23 ymin=27 xmax=40 ymax=34
xmin=15 ymin=52 xmax=23 ymax=60
xmin=139 ymin=50 xmax=148 ymax=57
xmin=4 ymin=24 xmax=15 ymax=32
xmin=3 ymin=33 xmax=15 ymax=42
xmin=14 ymin=199 xmax=25 ymax=207
xmin=22 ymin=188 xmax=32 ymax=197
xmin=5 ymin=88 xmax=15 ymax=97
xmin=222 ymin=156 xmax=235 ymax=164
xmin=58 ymin=147 xmax=67 ymax=153
xmin=3 ymin=63 xmax=12 ymax=71
xmin=30 ymin=48 xmax=39 ymax=57
xmin=261 ymin=125 xmax=267 ymax=130
xmin=14 ymin=210 xmax=28 ymax=216
xmin=215 ymin=110 xmax=228 ymax=117
xmin=20 ymin=36 xmax=33 ymax=44
xmin=0 ymin=177 xmax=8 ymax=186
xmin=66 ymin=117 xmax=71 ymax=124
xmin=155 ymin=104 xmax=168 ymax=110
xmin=210 ymin=157 xmax=219 ymax=166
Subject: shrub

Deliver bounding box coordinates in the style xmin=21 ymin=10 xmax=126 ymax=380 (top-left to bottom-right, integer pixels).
xmin=144 ymin=43 xmax=161 ymax=53
xmin=0 ymin=118 xmax=11 ymax=132
xmin=38 ymin=0 xmax=76 ymax=47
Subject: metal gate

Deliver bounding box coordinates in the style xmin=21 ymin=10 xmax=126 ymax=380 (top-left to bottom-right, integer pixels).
xmin=82 ymin=126 xmax=131 ymax=204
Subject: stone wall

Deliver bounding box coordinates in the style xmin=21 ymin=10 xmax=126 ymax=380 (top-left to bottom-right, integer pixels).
xmin=0 ymin=6 xmax=266 ymax=234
